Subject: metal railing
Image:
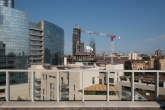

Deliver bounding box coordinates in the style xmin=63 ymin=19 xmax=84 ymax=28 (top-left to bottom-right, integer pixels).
xmin=0 ymin=69 xmax=164 ymax=102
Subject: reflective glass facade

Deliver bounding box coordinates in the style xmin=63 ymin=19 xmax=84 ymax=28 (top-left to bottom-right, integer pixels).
xmin=0 ymin=0 xmax=14 ymax=8
xmin=29 ymin=21 xmax=64 ymax=65
xmin=0 ymin=6 xmax=29 ymax=84
xmin=0 ymin=6 xmax=29 ymax=69
xmin=43 ymin=21 xmax=64 ymax=65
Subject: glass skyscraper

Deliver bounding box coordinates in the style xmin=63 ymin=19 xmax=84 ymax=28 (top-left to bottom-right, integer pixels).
xmin=30 ymin=21 xmax=64 ymax=65
xmin=0 ymin=1 xmax=29 ymax=69
xmin=0 ymin=0 xmax=14 ymax=8
xmin=0 ymin=0 xmax=29 ymax=84
xmin=44 ymin=21 xmax=64 ymax=65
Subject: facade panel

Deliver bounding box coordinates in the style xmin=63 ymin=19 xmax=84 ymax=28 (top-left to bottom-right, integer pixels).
xmin=43 ymin=21 xmax=64 ymax=65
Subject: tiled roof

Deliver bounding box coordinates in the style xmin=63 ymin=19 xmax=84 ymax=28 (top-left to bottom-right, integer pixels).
xmin=84 ymin=84 xmax=117 ymax=92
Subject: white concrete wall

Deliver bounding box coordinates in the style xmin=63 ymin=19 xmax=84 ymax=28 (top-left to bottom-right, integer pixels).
xmin=106 ymin=64 xmax=124 ymax=84
xmin=69 ymin=68 xmax=99 ymax=100
xmin=82 ymin=69 xmax=99 ymax=88
xmin=84 ymin=95 xmax=120 ymax=100
xmin=10 ymin=83 xmax=30 ymax=100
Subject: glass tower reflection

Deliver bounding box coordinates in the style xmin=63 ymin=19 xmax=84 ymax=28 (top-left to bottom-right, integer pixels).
xmin=30 ymin=21 xmax=64 ymax=65
xmin=0 ymin=0 xmax=14 ymax=8
xmin=0 ymin=4 xmax=29 ymax=85
xmin=0 ymin=6 xmax=29 ymax=69
xmin=44 ymin=21 xmax=64 ymax=65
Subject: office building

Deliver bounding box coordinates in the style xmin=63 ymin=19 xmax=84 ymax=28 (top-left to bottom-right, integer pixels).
xmin=0 ymin=0 xmax=29 ymax=85
xmin=0 ymin=0 xmax=14 ymax=8
xmin=29 ymin=21 xmax=64 ymax=65
xmin=155 ymin=49 xmax=163 ymax=57
xmin=128 ymin=51 xmax=138 ymax=60
xmin=0 ymin=41 xmax=5 ymax=69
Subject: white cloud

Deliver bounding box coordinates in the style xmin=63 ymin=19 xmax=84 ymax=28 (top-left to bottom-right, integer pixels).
xmin=145 ymin=34 xmax=165 ymax=42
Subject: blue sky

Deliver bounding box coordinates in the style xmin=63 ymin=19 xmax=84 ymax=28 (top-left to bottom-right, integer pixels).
xmin=15 ymin=0 xmax=165 ymax=55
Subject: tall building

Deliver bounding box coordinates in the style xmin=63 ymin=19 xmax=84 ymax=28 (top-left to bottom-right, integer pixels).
xmin=0 ymin=41 xmax=5 ymax=69
xmin=29 ymin=21 xmax=64 ymax=65
xmin=128 ymin=51 xmax=138 ymax=60
xmin=0 ymin=0 xmax=29 ymax=69
xmin=155 ymin=49 xmax=163 ymax=57
xmin=0 ymin=0 xmax=29 ymax=84
xmin=0 ymin=0 xmax=14 ymax=8
xmin=72 ymin=27 xmax=84 ymax=56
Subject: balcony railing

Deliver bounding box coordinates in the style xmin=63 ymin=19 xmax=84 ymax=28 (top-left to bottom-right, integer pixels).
xmin=0 ymin=69 xmax=165 ymax=102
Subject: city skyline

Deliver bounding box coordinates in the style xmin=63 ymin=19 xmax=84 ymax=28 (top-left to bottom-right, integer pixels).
xmin=15 ymin=0 xmax=165 ymax=54
xmin=1 ymin=0 xmax=165 ymax=106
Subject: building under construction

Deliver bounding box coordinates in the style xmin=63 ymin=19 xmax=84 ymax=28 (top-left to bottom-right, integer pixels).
xmin=72 ymin=26 xmax=94 ymax=62
xmin=72 ymin=24 xmax=120 ymax=63
xmin=72 ymin=27 xmax=84 ymax=56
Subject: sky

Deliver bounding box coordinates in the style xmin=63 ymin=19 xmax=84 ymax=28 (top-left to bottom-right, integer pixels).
xmin=15 ymin=0 xmax=165 ymax=55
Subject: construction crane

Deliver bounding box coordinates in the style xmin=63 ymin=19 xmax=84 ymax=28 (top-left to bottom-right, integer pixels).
xmin=74 ymin=24 xmax=120 ymax=64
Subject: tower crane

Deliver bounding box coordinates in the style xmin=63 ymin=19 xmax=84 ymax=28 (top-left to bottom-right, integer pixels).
xmin=74 ymin=24 xmax=120 ymax=64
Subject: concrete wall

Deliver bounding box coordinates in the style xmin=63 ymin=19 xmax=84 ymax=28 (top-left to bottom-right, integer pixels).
xmin=69 ymin=69 xmax=100 ymax=100
xmin=84 ymin=95 xmax=120 ymax=101
xmin=69 ymin=71 xmax=81 ymax=100
xmin=83 ymin=69 xmax=99 ymax=88
xmin=41 ymin=72 xmax=57 ymax=100
xmin=10 ymin=83 xmax=30 ymax=100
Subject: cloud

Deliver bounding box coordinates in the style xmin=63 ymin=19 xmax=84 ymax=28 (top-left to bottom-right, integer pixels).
xmin=145 ymin=34 xmax=165 ymax=42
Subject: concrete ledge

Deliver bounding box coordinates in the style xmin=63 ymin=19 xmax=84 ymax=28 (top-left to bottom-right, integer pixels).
xmin=0 ymin=101 xmax=165 ymax=108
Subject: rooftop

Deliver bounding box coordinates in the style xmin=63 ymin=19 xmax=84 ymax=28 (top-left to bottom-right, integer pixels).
xmin=84 ymin=84 xmax=117 ymax=92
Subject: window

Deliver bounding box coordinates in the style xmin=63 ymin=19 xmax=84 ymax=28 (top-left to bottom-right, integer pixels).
xmin=74 ymin=84 xmax=75 ymax=91
xmin=99 ymin=79 xmax=102 ymax=84
xmin=42 ymin=74 xmax=45 ymax=80
xmin=0 ymin=15 xmax=3 ymax=24
xmin=109 ymin=78 xmax=114 ymax=84
xmin=50 ymin=83 xmax=54 ymax=100
xmin=43 ymin=89 xmax=45 ymax=95
xmin=61 ymin=77 xmax=63 ymax=85
xmin=104 ymin=77 xmax=106 ymax=84
xmin=42 ymin=89 xmax=45 ymax=100
xmin=92 ymin=77 xmax=95 ymax=84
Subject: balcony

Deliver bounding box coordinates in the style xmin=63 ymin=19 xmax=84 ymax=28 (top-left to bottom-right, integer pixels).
xmin=0 ymin=93 xmax=5 ymax=97
xmin=30 ymin=52 xmax=42 ymax=56
xmin=61 ymin=84 xmax=69 ymax=89
xmin=30 ymin=38 xmax=42 ymax=41
xmin=30 ymin=57 xmax=42 ymax=60
xmin=30 ymin=43 xmax=42 ymax=46
xmin=30 ymin=48 xmax=43 ymax=51
xmin=29 ymin=27 xmax=42 ymax=31
xmin=0 ymin=69 xmax=165 ymax=109
xmin=30 ymin=33 xmax=43 ymax=37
